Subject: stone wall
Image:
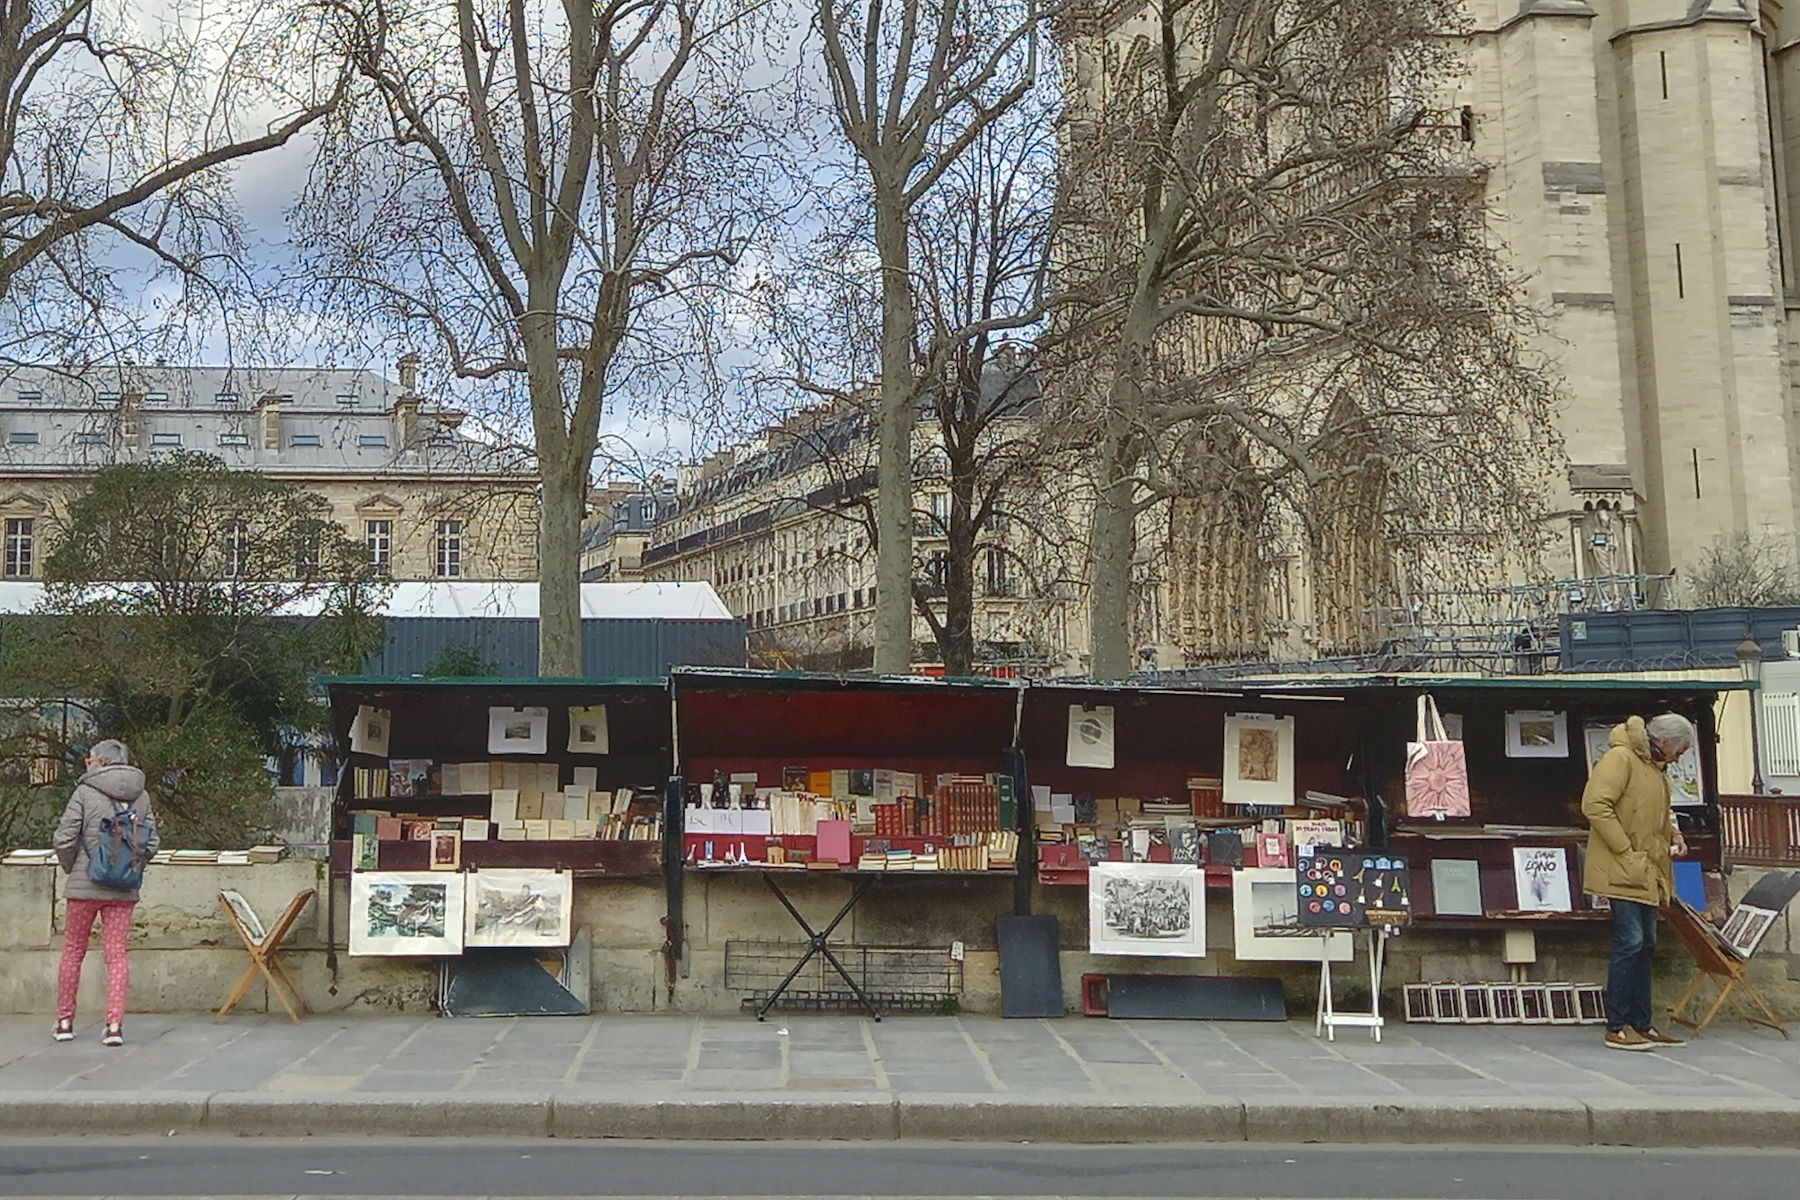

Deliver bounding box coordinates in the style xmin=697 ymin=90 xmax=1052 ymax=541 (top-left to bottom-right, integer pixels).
xmin=7 ymin=861 xmax=1799 ymax=1021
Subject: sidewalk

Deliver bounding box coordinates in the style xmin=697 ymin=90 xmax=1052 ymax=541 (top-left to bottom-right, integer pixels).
xmin=2 ymin=1012 xmax=1797 ymax=1146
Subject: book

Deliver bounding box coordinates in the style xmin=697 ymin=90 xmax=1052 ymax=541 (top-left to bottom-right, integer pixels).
xmin=376 ymin=816 xmax=402 ymax=841
xmin=247 ymin=844 xmax=286 ymax=864
xmin=462 ymin=818 xmax=490 ymax=841
xmin=489 ymin=789 xmax=519 ymax=825
xmin=388 ymin=759 xmax=435 ymax=798
xmin=1431 ymin=859 xmax=1483 ymax=916
xmin=460 ymin=762 xmax=492 ymax=795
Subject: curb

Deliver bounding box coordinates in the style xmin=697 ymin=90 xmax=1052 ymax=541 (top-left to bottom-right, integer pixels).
xmin=2 ymin=1092 xmax=1798 ymax=1146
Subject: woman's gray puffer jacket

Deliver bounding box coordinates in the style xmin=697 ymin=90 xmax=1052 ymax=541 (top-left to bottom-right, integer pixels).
xmin=54 ymin=764 xmax=159 ymax=902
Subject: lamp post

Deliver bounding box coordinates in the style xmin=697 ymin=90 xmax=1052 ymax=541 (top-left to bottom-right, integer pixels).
xmin=1737 ymin=633 xmax=1765 ymax=795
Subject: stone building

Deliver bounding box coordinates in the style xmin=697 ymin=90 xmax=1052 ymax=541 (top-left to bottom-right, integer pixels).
xmin=580 ymin=482 xmax=676 ymax=582
xmin=1050 ymin=0 xmax=1800 ymax=669
xmin=0 ymin=361 xmax=536 ymax=582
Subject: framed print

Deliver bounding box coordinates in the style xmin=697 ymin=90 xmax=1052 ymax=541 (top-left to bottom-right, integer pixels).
xmin=348 ymin=705 xmax=391 ymax=757
xmin=487 ymin=706 xmax=549 ymax=755
xmin=1223 ymin=713 xmax=1295 ymax=807
xmin=568 ymin=705 xmax=610 ymax=755
xmin=428 ymin=828 xmax=462 ymax=871
xmin=465 ymin=868 xmax=574 ymax=948
xmin=1088 ymin=862 xmax=1206 ymax=957
xmin=1067 ymin=705 xmax=1116 ymax=769
xmin=1586 ymin=717 xmax=1704 ymax=807
xmin=349 ymin=871 xmax=465 ymax=956
xmin=1230 ymin=867 xmax=1352 ymax=962
xmin=1505 ymin=710 xmax=1569 ymax=758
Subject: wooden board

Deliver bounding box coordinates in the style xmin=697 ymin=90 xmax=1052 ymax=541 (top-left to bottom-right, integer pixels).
xmin=1104 ymin=974 xmax=1288 ymax=1021
xmin=995 ymin=914 xmax=1064 ymax=1018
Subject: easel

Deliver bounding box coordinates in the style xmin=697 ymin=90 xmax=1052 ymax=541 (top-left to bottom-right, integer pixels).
xmin=216 ymin=889 xmax=315 ymax=1023
xmin=1664 ymin=899 xmax=1788 ymax=1038
xmin=1316 ymin=924 xmax=1394 ymax=1042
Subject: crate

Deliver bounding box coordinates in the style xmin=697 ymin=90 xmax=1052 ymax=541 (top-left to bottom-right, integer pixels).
xmin=724 ymin=939 xmax=963 ymax=1014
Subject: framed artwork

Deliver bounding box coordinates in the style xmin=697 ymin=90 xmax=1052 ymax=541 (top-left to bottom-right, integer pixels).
xmin=1223 ymin=713 xmax=1295 ymax=807
xmin=1721 ymin=905 xmax=1778 ymax=957
xmin=1505 ymin=710 xmax=1569 ymax=758
xmin=1066 ymin=705 xmax=1116 ymax=769
xmin=1403 ymin=983 xmax=1434 ymax=1023
xmin=1230 ymin=867 xmax=1352 ymax=962
xmin=1511 ymin=846 xmax=1573 ymax=912
xmin=1585 ymin=717 xmax=1704 ymax=807
xmin=464 ymin=868 xmax=574 ymax=948
xmin=487 ymin=706 xmax=549 ymax=755
xmin=349 ymin=872 xmax=465 ymax=956
xmin=428 ymin=828 xmax=462 ymax=871
xmin=348 ymin=705 xmax=390 ymax=757
xmin=1088 ymin=862 xmax=1206 ymax=957
xmin=1460 ymin=985 xmax=1492 ymax=1023
xmin=567 ymin=705 xmax=610 ymax=755
xmin=1430 ymin=985 xmax=1462 ymax=1022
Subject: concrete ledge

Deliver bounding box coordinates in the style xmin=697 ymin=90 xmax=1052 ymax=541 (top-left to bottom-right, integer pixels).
xmin=552 ymin=1093 xmax=899 ymax=1140
xmin=0 ymin=1091 xmax=208 ymax=1135
xmin=895 ymin=1095 xmax=1244 ymax=1142
xmin=1586 ymin=1096 xmax=1800 ymax=1147
xmin=205 ymin=1092 xmax=553 ymax=1137
xmin=1243 ymin=1097 xmax=1591 ymax=1146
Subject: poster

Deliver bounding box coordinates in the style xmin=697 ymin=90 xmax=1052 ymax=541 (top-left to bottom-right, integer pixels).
xmin=1511 ymin=846 xmax=1573 ymax=912
xmin=1066 ymin=705 xmax=1116 ymax=769
xmin=349 ymin=872 xmax=465 ymax=956
xmin=1585 ymin=718 xmax=1704 ymax=808
xmin=1087 ymin=862 xmax=1206 ymax=957
xmin=1223 ymin=713 xmax=1295 ymax=807
xmin=1295 ymin=849 xmax=1411 ymax=927
xmin=464 ymin=869 xmax=574 ymax=948
xmin=1505 ymin=710 xmax=1569 ymax=758
xmin=568 ymin=705 xmax=610 ymax=755
xmin=487 ymin=706 xmax=549 ymax=755
xmin=348 ymin=705 xmax=390 ymax=757
xmin=1230 ymin=868 xmax=1353 ymax=962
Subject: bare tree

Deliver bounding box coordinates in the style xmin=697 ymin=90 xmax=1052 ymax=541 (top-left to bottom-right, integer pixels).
xmin=1052 ymin=0 xmax=1562 ymax=678
xmin=0 ymin=0 xmax=348 ymax=363
xmin=814 ymin=0 xmax=1045 ymax=673
xmin=298 ymin=0 xmax=770 ymax=674
xmin=1685 ymin=530 xmax=1800 ymax=609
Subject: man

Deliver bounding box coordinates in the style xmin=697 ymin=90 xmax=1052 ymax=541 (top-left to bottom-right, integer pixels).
xmin=51 ymin=739 xmax=158 ymax=1047
xmin=1581 ymin=713 xmax=1694 ymax=1052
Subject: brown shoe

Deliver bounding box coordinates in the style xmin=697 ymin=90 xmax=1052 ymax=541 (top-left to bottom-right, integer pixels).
xmin=1605 ymin=1028 xmax=1656 ymax=1051
xmin=1637 ymin=1026 xmax=1684 ymax=1046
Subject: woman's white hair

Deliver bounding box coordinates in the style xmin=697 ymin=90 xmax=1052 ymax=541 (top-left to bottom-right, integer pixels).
xmin=1645 ymin=713 xmax=1697 ymax=750
xmin=87 ymin=739 xmax=130 ymax=766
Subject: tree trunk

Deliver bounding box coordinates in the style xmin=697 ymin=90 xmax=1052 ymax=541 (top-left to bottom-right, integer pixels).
xmin=1087 ymin=432 xmax=1137 ymax=680
xmin=537 ymin=457 xmax=585 ymax=677
xmin=872 ymin=185 xmax=916 ymax=675
xmin=943 ymin=504 xmax=976 ymax=678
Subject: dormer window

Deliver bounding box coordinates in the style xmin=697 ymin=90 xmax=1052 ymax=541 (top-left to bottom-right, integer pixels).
xmin=336 ymin=394 xmax=359 ymax=408
xmin=290 ymin=433 xmax=322 ymax=447
xmin=358 ymin=434 xmax=388 ymax=449
xmin=8 ymin=431 xmax=39 ymax=445
xmin=17 ymin=390 xmax=41 ymax=403
xmin=145 ymin=392 xmax=169 ymax=404
xmin=73 ymin=432 xmax=106 ymax=446
xmin=215 ymin=393 xmax=240 ymax=406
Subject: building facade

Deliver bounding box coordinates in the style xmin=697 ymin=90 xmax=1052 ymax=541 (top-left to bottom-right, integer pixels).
xmin=580 ymin=482 xmax=676 ymax=582
xmin=0 ymin=361 xmax=536 ymax=582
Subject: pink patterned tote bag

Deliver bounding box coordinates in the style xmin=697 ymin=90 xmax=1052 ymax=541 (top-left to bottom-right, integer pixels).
xmin=1406 ymin=694 xmax=1470 ymax=819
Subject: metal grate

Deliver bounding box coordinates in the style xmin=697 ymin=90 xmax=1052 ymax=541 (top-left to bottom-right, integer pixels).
xmin=724 ymin=939 xmax=963 ymax=1014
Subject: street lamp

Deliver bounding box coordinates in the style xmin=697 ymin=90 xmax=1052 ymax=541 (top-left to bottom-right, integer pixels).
xmin=1737 ymin=633 xmax=1765 ymax=795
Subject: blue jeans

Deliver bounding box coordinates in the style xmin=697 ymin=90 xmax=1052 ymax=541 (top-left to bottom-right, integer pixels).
xmin=1606 ymin=899 xmax=1659 ymax=1032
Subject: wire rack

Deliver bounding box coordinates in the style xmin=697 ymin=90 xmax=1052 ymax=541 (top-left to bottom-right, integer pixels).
xmin=724 ymin=940 xmax=963 ymax=1014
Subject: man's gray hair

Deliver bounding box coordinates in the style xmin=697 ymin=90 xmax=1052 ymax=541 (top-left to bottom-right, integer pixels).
xmin=1645 ymin=714 xmax=1697 ymax=750
xmin=87 ymin=739 xmax=130 ymax=766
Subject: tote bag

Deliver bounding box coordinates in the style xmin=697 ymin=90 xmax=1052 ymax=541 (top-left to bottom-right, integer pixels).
xmin=1405 ymin=694 xmax=1470 ymax=819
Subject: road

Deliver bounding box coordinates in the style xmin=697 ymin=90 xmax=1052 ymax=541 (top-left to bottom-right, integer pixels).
xmin=2 ymin=1140 xmax=1799 ymax=1199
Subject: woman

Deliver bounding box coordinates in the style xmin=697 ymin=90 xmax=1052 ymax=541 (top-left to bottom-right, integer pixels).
xmin=52 ymin=739 xmax=158 ymax=1046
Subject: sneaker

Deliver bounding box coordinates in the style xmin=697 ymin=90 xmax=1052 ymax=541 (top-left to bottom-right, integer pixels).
xmin=1637 ymin=1026 xmax=1685 ymax=1046
xmin=101 ymin=1024 xmax=122 ymax=1048
xmin=1605 ymin=1028 xmax=1656 ymax=1052
xmin=52 ymin=1020 xmax=73 ymax=1043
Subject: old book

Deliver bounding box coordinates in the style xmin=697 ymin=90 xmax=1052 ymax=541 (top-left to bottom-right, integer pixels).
xmin=1431 ymin=858 xmax=1483 ymax=916
xmin=488 ymin=789 xmax=519 ymax=825
xmin=522 ymin=819 xmax=551 ymax=840
xmin=540 ymin=790 xmax=566 ymax=823
xmin=462 ymin=818 xmax=490 ymax=841
xmin=497 ymin=822 xmax=527 ymax=841
xmin=572 ymin=818 xmax=598 ymax=838
xmin=538 ymin=762 xmax=561 ymax=793
xmin=376 ymin=816 xmax=402 ymax=841
xmin=807 ymin=770 xmax=834 ymax=796
xmin=460 ymin=762 xmax=492 ymax=795
xmin=564 ymin=786 xmax=590 ymax=820
xmin=440 ymin=762 xmax=462 ymax=797
xmin=548 ymin=819 xmax=576 ymax=840
xmin=571 ymin=766 xmax=599 ymax=792
xmin=516 ymin=790 xmax=544 ymax=821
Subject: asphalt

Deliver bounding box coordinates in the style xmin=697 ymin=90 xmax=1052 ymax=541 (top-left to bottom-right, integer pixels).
xmin=1 ymin=1013 xmax=1797 ymax=1146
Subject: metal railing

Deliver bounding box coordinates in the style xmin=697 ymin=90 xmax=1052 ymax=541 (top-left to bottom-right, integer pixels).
xmin=1720 ymin=793 xmax=1800 ymax=867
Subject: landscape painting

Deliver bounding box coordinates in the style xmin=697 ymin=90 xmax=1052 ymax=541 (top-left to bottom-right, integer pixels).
xmin=464 ymin=869 xmax=575 ymax=948
xmin=350 ymin=872 xmax=465 ymax=956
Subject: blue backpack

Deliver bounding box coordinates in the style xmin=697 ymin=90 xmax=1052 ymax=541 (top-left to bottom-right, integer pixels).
xmin=91 ymin=802 xmax=152 ymax=890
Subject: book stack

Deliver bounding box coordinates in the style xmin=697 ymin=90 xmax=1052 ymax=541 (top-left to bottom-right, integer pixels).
xmin=216 ymin=850 xmax=251 ymax=866
xmin=247 ymin=844 xmax=287 ymax=864
xmin=352 ymin=765 xmax=390 ymax=800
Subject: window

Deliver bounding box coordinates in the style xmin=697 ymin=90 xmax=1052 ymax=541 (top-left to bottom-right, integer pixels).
xmin=8 ymin=431 xmax=38 ymax=445
xmin=365 ymin=520 xmax=391 ymax=575
xmin=984 ymin=547 xmax=1012 ymax=596
xmin=336 ymin=393 xmax=359 ymax=407
xmin=97 ymin=392 xmax=119 ymax=403
xmin=4 ymin=518 xmax=33 ymax=578
xmin=222 ymin=519 xmax=249 ymax=578
xmin=358 ymin=434 xmax=388 ymax=449
xmin=145 ymin=391 xmax=169 ymax=404
xmin=985 ymin=507 xmax=1009 ymax=535
xmin=16 ymin=389 xmax=41 ymax=403
xmin=214 ymin=393 xmax=240 ymax=406
xmin=927 ymin=492 xmax=951 ymax=535
xmin=150 ymin=432 xmax=181 ymax=448
xmin=73 ymin=431 xmax=106 ymax=446
xmin=290 ymin=433 xmax=321 ymax=447
xmin=434 ymin=519 xmax=464 ymax=578
xmin=218 ymin=433 xmax=250 ymax=448
xmin=854 ymin=588 xmax=864 ymax=609
xmin=297 ymin=534 xmax=321 ymax=578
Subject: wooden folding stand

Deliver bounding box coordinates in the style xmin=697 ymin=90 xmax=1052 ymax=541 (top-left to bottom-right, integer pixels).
xmin=216 ymin=889 xmax=316 ymax=1023
xmin=1664 ymin=899 xmax=1788 ymax=1039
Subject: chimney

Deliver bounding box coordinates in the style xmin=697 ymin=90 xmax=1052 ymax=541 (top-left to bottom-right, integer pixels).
xmin=255 ymin=389 xmax=282 ymax=451
xmin=118 ymin=392 xmax=143 ymax=449
xmin=393 ymin=354 xmax=426 ymax=447
xmin=398 ymin=352 xmax=420 ymax=395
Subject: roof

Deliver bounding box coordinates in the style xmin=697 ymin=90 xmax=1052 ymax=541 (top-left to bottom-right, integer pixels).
xmin=0 ymin=580 xmax=734 ymax=620
xmin=322 ymin=675 xmax=667 ymax=690
xmin=669 ymin=665 xmax=1024 ymax=692
xmin=0 ymin=364 xmax=523 ymax=478
xmin=1039 ymin=672 xmax=1751 ymax=696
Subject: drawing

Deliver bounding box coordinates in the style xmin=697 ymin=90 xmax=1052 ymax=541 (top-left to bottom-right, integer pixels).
xmin=1066 ymin=705 xmax=1116 ymax=769
xmin=1230 ymin=867 xmax=1352 ymax=962
xmin=1088 ymin=862 xmax=1205 ymax=957
xmin=464 ymin=869 xmax=574 ymax=948
xmin=568 ymin=705 xmax=610 ymax=755
xmin=487 ymin=706 xmax=549 ymax=755
xmin=1504 ymin=710 xmax=1569 ymax=759
xmin=349 ymin=872 xmax=465 ymax=956
xmin=1222 ymin=713 xmax=1295 ymax=807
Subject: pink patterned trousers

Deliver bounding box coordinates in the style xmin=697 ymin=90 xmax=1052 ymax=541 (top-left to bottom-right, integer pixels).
xmin=58 ymin=899 xmax=136 ymax=1026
